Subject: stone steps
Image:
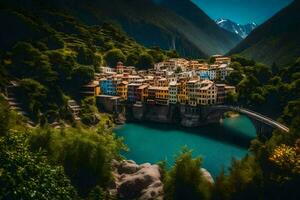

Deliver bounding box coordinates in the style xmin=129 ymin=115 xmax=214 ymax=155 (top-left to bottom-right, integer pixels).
xmin=67 ymin=100 xmax=81 ymax=121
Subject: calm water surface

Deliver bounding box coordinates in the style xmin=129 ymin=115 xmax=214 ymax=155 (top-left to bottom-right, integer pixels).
xmin=114 ymin=116 xmax=256 ymax=177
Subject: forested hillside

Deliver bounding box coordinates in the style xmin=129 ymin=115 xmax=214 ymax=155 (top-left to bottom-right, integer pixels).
xmin=229 ymin=0 xmax=300 ymax=66
xmin=213 ymin=55 xmax=300 ymax=199
xmin=0 ymin=0 xmax=175 ymax=122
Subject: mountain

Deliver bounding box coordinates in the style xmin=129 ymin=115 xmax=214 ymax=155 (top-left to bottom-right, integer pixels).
xmin=229 ymin=0 xmax=300 ymax=66
xmin=0 ymin=0 xmax=240 ymax=58
xmin=216 ymin=19 xmax=257 ymax=39
xmin=153 ymin=0 xmax=241 ymax=56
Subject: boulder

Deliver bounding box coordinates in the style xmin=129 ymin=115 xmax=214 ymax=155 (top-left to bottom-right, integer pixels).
xmin=201 ymin=168 xmax=214 ymax=184
xmin=139 ymin=181 xmax=163 ymax=200
xmin=117 ymin=160 xmax=139 ymax=174
xmin=112 ymin=160 xmax=164 ymax=200
xmin=111 ymin=160 xmax=214 ymax=200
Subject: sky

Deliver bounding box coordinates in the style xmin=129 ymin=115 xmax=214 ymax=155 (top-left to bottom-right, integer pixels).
xmin=192 ymin=0 xmax=293 ymax=24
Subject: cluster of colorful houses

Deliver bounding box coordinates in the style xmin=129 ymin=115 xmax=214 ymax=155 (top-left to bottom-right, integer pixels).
xmin=82 ymin=56 xmax=236 ymax=107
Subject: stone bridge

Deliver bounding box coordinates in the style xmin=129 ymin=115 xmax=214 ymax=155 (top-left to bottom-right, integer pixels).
xmin=202 ymin=105 xmax=289 ymax=135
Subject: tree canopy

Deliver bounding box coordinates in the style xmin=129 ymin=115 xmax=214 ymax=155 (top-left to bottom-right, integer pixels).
xmin=104 ymin=49 xmax=126 ymax=67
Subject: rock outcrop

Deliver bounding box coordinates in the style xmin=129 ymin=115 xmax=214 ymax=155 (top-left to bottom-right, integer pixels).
xmin=111 ymin=160 xmax=164 ymax=200
xmin=201 ymin=168 xmax=214 ymax=184
xmin=110 ymin=160 xmax=214 ymax=200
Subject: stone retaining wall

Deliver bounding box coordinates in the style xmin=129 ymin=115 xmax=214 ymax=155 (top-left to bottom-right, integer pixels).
xmin=130 ymin=104 xmax=220 ymax=127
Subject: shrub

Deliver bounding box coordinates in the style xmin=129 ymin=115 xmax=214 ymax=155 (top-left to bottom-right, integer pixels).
xmin=164 ymin=148 xmax=211 ymax=200
xmin=0 ymin=134 xmax=77 ymax=200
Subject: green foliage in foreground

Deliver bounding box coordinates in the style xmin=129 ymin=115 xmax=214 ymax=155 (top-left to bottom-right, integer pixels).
xmin=29 ymin=124 xmax=126 ymax=196
xmin=0 ymin=96 xmax=10 ymax=135
xmin=0 ymin=134 xmax=77 ymax=200
xmin=163 ymin=148 xmax=212 ymax=200
xmin=0 ymin=97 xmax=126 ymax=199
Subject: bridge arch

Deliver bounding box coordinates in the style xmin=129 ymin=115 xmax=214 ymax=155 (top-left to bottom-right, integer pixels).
xmin=202 ymin=105 xmax=289 ymax=135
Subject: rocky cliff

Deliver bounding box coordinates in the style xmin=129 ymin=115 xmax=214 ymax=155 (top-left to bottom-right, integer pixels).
xmin=131 ymin=104 xmax=220 ymax=127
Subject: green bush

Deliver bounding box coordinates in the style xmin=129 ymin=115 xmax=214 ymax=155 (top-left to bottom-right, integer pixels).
xmin=136 ymin=53 xmax=154 ymax=69
xmin=104 ymin=49 xmax=126 ymax=67
xmin=71 ymin=66 xmax=95 ymax=87
xmin=80 ymin=97 xmax=99 ymax=125
xmin=164 ymin=148 xmax=211 ymax=200
xmin=10 ymin=42 xmax=57 ymax=83
xmin=30 ymin=125 xmax=126 ymax=196
xmin=18 ymin=78 xmax=47 ymax=117
xmin=0 ymin=96 xmax=10 ymax=136
xmin=0 ymin=134 xmax=77 ymax=200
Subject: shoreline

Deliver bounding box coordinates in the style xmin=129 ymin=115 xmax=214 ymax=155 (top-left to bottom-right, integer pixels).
xmin=113 ymin=119 xmax=254 ymax=178
xmin=224 ymin=111 xmax=240 ymax=119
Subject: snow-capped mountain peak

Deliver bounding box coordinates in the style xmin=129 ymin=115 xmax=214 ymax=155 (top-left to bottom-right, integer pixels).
xmin=215 ymin=18 xmax=257 ymax=39
xmin=216 ymin=18 xmax=227 ymax=25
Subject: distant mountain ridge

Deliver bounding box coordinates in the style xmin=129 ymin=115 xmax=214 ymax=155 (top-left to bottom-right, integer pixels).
xmin=229 ymin=0 xmax=300 ymax=66
xmin=0 ymin=0 xmax=240 ymax=58
xmin=216 ymin=19 xmax=257 ymax=39
xmin=153 ymin=0 xmax=241 ymax=56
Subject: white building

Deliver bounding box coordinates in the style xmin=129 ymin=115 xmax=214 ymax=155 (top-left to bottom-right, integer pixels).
xmin=169 ymin=82 xmax=178 ymax=104
xmin=154 ymin=58 xmax=189 ymax=72
xmin=100 ymin=66 xmax=114 ymax=74
xmin=154 ymin=62 xmax=165 ymax=71
xmin=208 ymin=68 xmax=217 ymax=80
xmin=214 ymin=64 xmax=233 ymax=81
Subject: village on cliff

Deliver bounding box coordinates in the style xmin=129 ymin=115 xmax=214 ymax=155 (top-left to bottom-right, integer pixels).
xmin=81 ymin=55 xmax=236 ymax=111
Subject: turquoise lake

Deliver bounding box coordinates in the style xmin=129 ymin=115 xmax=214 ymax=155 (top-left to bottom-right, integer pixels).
xmin=114 ymin=116 xmax=256 ymax=177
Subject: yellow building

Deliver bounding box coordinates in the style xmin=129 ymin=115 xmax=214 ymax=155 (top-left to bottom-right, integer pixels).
xmin=155 ymin=87 xmax=169 ymax=105
xmin=155 ymin=78 xmax=169 ymax=87
xmin=117 ymin=81 xmax=128 ymax=100
xmin=177 ymin=80 xmax=188 ymax=104
xmin=188 ymin=60 xmax=202 ymax=70
xmin=215 ymin=56 xmax=231 ymax=64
